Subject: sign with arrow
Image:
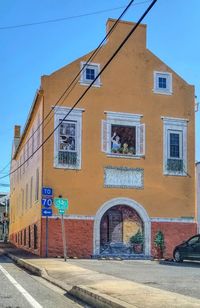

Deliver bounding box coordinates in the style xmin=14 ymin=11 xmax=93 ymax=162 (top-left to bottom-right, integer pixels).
xmin=42 ymin=208 xmax=52 ymax=217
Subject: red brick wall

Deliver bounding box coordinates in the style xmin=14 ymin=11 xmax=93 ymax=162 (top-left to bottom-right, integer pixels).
xmin=9 ymin=220 xmax=41 ymax=255
xmin=151 ymin=221 xmax=197 ymax=259
xmin=41 ymin=218 xmax=93 ymax=258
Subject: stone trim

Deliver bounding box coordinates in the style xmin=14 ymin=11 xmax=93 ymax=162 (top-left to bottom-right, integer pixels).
xmin=42 ymin=215 xmax=95 ymax=220
xmin=151 ymin=217 xmax=195 ymax=223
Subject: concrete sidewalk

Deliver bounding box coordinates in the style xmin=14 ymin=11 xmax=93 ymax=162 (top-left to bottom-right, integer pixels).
xmin=1 ymin=247 xmax=200 ymax=308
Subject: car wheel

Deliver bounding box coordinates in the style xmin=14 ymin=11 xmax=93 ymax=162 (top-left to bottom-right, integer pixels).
xmin=174 ymin=249 xmax=183 ymax=262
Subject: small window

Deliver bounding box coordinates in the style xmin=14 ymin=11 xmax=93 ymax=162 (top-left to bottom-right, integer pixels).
xmin=35 ymin=169 xmax=39 ymax=201
xmin=34 ymin=224 xmax=38 ymax=249
xmin=28 ymin=226 xmax=31 ymax=248
xmin=80 ymin=62 xmax=101 ymax=87
xmin=154 ymin=71 xmax=172 ymax=95
xmin=30 ymin=176 xmax=33 ymax=207
xmin=24 ymin=229 xmax=26 ymax=246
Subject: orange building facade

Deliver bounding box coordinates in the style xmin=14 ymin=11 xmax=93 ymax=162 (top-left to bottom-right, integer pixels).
xmin=9 ymin=19 xmax=197 ymax=259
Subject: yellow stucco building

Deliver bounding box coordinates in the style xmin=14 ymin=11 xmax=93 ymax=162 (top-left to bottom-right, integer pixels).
xmin=9 ymin=19 xmax=197 ymax=258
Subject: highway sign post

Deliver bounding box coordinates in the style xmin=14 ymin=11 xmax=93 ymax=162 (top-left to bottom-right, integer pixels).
xmin=42 ymin=187 xmax=53 ymax=258
xmin=54 ymin=197 xmax=68 ymax=261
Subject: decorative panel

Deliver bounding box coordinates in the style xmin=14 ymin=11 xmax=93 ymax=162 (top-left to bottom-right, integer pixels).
xmin=104 ymin=166 xmax=144 ymax=189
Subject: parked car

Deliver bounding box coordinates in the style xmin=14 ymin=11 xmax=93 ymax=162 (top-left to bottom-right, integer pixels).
xmin=173 ymin=234 xmax=200 ymax=262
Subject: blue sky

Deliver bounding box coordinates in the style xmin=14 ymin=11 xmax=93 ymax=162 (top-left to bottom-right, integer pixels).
xmin=0 ymin=0 xmax=199 ymax=191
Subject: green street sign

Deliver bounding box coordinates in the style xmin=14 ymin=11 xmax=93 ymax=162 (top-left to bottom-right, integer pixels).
xmin=59 ymin=209 xmax=65 ymax=215
xmin=54 ymin=198 xmax=68 ymax=210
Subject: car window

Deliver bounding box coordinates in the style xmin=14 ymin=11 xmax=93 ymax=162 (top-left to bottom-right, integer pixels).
xmin=188 ymin=236 xmax=200 ymax=245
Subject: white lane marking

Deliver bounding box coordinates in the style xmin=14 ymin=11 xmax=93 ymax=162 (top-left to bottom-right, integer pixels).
xmin=0 ymin=265 xmax=43 ymax=308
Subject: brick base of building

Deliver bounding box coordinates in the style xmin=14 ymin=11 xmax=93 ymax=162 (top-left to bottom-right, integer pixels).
xmin=9 ymin=218 xmax=197 ymax=259
xmin=151 ymin=221 xmax=197 ymax=259
xmin=40 ymin=218 xmax=94 ymax=258
xmin=9 ymin=220 xmax=41 ymax=255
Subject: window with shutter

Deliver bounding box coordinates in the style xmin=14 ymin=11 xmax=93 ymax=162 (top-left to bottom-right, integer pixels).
xmin=101 ymin=112 xmax=145 ymax=158
xmin=54 ymin=107 xmax=83 ymax=169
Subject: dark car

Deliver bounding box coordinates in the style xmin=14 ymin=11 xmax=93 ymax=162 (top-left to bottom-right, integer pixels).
xmin=173 ymin=234 xmax=200 ymax=262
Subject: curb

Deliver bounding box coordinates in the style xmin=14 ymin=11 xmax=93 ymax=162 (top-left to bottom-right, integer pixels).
xmin=69 ymin=285 xmax=136 ymax=308
xmin=6 ymin=252 xmax=131 ymax=308
xmin=7 ymin=253 xmax=47 ymax=276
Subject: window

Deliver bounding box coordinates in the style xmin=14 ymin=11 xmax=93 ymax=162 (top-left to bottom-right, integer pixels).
xmin=37 ymin=115 xmax=41 ymax=148
xmin=102 ymin=112 xmax=145 ymax=157
xmin=27 ymin=139 xmax=29 ymax=167
xmin=24 ymin=229 xmax=26 ymax=246
xmin=28 ymin=226 xmax=31 ymax=248
xmin=21 ymin=189 xmax=24 ymax=214
xmin=25 ymin=183 xmax=28 ymax=209
xmin=31 ymin=127 xmax=34 ymax=158
xmin=34 ymin=224 xmax=38 ymax=249
xmin=80 ymin=62 xmax=101 ymax=87
xmin=35 ymin=168 xmax=39 ymax=201
xmin=30 ymin=176 xmax=33 ymax=207
xmin=162 ymin=117 xmax=188 ymax=176
xmin=54 ymin=107 xmax=83 ymax=169
xmin=153 ymin=71 xmax=172 ymax=95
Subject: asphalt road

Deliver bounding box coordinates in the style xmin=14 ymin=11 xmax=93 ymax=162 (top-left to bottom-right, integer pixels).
xmin=0 ymin=253 xmax=85 ymax=308
xmin=69 ymin=259 xmax=200 ymax=300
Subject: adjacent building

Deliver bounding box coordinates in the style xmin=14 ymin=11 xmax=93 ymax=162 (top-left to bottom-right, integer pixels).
xmin=9 ymin=19 xmax=197 ymax=258
xmin=0 ymin=192 xmax=9 ymax=241
xmin=196 ymin=162 xmax=200 ymax=233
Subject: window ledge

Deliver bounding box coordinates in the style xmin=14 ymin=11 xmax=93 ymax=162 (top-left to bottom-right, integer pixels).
xmin=153 ymin=89 xmax=173 ymax=95
xmin=79 ymin=81 xmax=102 ymax=88
xmin=54 ymin=164 xmax=81 ymax=170
xmin=106 ymin=153 xmax=144 ymax=160
xmin=163 ymin=172 xmax=187 ymax=177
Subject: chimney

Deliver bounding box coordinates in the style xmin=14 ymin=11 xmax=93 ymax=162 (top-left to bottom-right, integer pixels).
xmin=106 ymin=19 xmax=146 ymax=49
xmin=14 ymin=125 xmax=21 ymax=138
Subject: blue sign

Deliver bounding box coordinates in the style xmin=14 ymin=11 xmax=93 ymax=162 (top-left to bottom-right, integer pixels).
xmin=42 ymin=187 xmax=53 ymax=197
xmin=42 ymin=208 xmax=52 ymax=216
xmin=42 ymin=198 xmax=53 ymax=208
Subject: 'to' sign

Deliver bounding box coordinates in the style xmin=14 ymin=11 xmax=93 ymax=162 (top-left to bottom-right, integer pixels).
xmin=42 ymin=187 xmax=53 ymax=196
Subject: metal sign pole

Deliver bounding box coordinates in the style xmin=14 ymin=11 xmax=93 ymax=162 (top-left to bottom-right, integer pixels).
xmin=46 ymin=216 xmax=48 ymax=257
xmin=61 ymin=214 xmax=67 ymax=261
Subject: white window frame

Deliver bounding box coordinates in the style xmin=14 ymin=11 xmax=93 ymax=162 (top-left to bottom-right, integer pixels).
xmin=162 ymin=116 xmax=188 ymax=176
xmin=54 ymin=106 xmax=84 ymax=170
xmin=80 ymin=62 xmax=101 ymax=87
xmin=102 ymin=111 xmax=145 ymax=158
xmin=167 ymin=130 xmax=183 ymax=160
xmin=153 ymin=71 xmax=172 ymax=95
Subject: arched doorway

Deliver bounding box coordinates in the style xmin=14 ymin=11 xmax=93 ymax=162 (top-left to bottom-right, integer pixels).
xmin=100 ymin=205 xmax=144 ymax=255
xmin=93 ymin=198 xmax=151 ymax=256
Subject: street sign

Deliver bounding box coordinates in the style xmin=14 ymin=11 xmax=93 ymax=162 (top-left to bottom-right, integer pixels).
xmin=54 ymin=198 xmax=68 ymax=210
xmin=42 ymin=198 xmax=53 ymax=208
xmin=59 ymin=209 xmax=65 ymax=214
xmin=42 ymin=208 xmax=52 ymax=216
xmin=42 ymin=187 xmax=53 ymax=197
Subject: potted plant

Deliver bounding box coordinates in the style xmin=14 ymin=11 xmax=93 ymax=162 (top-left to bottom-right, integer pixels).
xmin=154 ymin=230 xmax=165 ymax=259
xmin=130 ymin=229 xmax=144 ymax=254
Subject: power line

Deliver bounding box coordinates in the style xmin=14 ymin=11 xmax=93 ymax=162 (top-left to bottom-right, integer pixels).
xmin=0 ymin=0 xmax=150 ymax=175
xmin=1 ymin=0 xmax=136 ymax=175
xmin=0 ymin=1 xmax=150 ymax=30
xmin=1 ymin=0 xmax=157 ymax=180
